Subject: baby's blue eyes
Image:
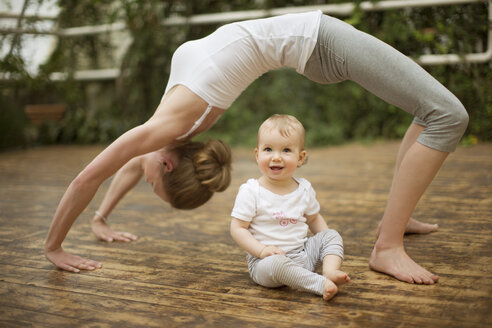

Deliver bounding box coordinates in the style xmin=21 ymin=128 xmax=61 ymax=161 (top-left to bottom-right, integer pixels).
xmin=262 ymin=147 xmax=292 ymax=152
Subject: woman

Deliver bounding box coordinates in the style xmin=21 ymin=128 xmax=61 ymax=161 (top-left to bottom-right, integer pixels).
xmin=45 ymin=11 xmax=468 ymax=284
xmin=90 ymin=140 xmax=231 ymax=243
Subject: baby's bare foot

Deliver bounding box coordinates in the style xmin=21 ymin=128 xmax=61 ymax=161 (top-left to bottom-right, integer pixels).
xmin=405 ymin=217 xmax=438 ymax=234
xmin=369 ymin=245 xmax=439 ymax=284
xmin=322 ymin=279 xmax=339 ymax=301
xmin=324 ymin=270 xmax=350 ymax=286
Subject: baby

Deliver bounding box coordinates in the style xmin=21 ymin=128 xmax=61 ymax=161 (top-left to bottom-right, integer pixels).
xmin=230 ymin=114 xmax=350 ymax=301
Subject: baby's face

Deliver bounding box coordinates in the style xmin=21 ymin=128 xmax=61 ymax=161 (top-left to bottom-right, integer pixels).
xmin=255 ymin=129 xmax=306 ymax=182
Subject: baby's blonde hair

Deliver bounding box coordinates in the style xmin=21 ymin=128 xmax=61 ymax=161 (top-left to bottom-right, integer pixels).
xmin=257 ymin=114 xmax=306 ymax=150
xmin=163 ymin=139 xmax=232 ymax=209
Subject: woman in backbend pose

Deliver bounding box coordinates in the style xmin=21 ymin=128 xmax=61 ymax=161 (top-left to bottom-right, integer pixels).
xmin=45 ymin=10 xmax=468 ymax=284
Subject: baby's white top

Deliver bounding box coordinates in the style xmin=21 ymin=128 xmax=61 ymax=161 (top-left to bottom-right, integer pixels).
xmin=163 ymin=10 xmax=322 ymax=109
xmin=231 ymin=178 xmax=321 ymax=253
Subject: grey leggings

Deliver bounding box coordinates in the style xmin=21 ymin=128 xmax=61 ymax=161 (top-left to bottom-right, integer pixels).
xmin=247 ymin=229 xmax=344 ymax=296
xmin=303 ymin=15 xmax=469 ymax=152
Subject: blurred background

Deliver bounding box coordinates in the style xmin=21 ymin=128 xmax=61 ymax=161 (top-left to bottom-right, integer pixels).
xmin=0 ymin=0 xmax=490 ymax=150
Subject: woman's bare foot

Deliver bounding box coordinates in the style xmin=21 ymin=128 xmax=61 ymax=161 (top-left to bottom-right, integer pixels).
xmin=405 ymin=217 xmax=438 ymax=234
xmin=324 ymin=270 xmax=351 ymax=286
xmin=369 ymin=245 xmax=439 ymax=284
xmin=377 ymin=217 xmax=438 ymax=236
xmin=322 ymin=279 xmax=339 ymax=301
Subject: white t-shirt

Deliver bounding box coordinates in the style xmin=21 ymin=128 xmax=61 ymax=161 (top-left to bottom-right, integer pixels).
xmin=231 ymin=178 xmax=321 ymax=253
xmin=164 ymin=10 xmax=322 ymax=109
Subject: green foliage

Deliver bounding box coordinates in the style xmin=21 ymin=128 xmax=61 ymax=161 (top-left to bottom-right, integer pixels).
xmin=0 ymin=94 xmax=27 ymax=149
xmin=115 ymin=1 xmax=180 ymax=123
xmin=0 ymin=0 xmax=490 ymax=150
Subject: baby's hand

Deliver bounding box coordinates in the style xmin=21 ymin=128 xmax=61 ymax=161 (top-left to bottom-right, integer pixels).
xmin=259 ymin=245 xmax=286 ymax=259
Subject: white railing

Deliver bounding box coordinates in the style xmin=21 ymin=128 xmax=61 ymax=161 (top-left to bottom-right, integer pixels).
xmin=0 ymin=0 xmax=490 ymax=80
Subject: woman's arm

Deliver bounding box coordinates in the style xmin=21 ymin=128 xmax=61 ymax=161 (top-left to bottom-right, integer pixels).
xmin=91 ymin=156 xmax=143 ymax=242
xmin=306 ymin=213 xmax=329 ymax=235
xmin=44 ymin=86 xmax=215 ymax=272
xmin=230 ymin=218 xmax=285 ymax=258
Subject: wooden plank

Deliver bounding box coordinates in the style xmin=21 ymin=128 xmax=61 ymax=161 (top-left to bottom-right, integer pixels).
xmin=0 ymin=282 xmax=299 ymax=328
xmin=0 ymin=305 xmax=111 ymax=328
xmin=0 ymin=265 xmax=482 ymax=328
xmin=1 ymin=236 xmax=491 ymax=324
xmin=0 ymin=143 xmax=491 ymax=327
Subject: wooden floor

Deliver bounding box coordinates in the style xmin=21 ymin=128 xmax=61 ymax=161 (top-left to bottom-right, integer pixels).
xmin=0 ymin=142 xmax=491 ymax=327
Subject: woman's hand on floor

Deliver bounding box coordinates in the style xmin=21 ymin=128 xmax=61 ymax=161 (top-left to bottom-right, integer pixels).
xmin=45 ymin=247 xmax=102 ymax=273
xmin=91 ymin=219 xmax=137 ymax=243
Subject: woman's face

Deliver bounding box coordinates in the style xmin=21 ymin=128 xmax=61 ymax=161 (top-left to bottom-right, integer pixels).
xmin=143 ymin=147 xmax=180 ymax=203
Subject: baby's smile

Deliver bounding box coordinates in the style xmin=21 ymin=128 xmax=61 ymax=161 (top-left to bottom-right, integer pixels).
xmin=270 ymin=165 xmax=283 ymax=171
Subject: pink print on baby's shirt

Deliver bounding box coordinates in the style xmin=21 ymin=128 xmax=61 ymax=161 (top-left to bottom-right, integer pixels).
xmin=273 ymin=211 xmax=298 ymax=227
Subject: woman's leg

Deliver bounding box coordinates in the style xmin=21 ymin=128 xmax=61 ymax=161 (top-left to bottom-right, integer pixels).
xmin=371 ymin=142 xmax=447 ymax=284
xmin=379 ymin=123 xmax=439 ymax=235
xmin=314 ymin=16 xmax=468 ymax=283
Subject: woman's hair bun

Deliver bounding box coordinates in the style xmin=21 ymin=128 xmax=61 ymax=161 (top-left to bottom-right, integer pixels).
xmin=163 ymin=139 xmax=232 ymax=210
xmin=193 ymin=139 xmax=232 ymax=192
